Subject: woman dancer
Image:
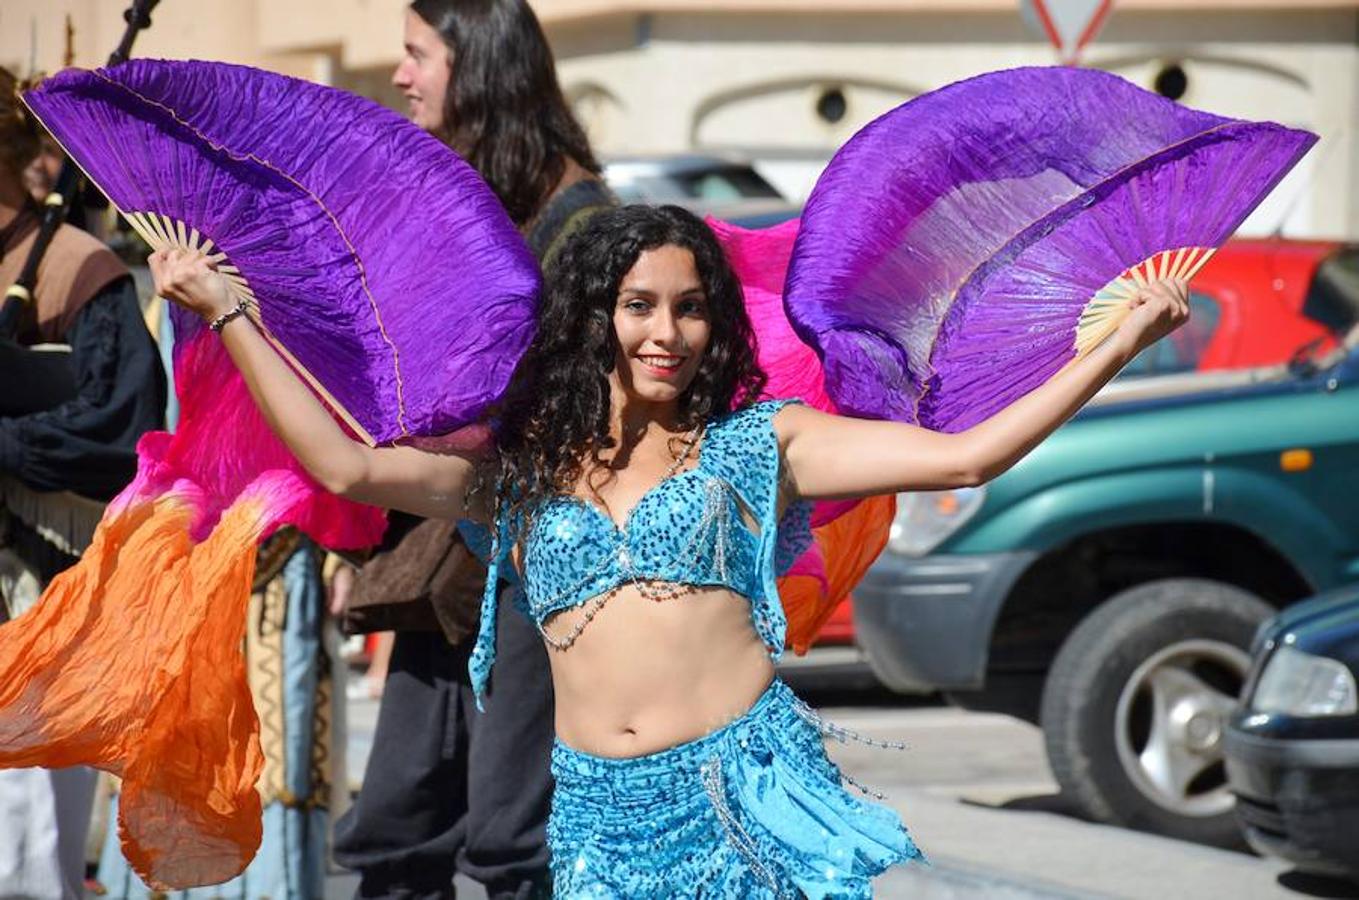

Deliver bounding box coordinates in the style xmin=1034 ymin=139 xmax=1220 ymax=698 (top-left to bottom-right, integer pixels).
xmin=149 ymin=203 xmax=1189 ymax=896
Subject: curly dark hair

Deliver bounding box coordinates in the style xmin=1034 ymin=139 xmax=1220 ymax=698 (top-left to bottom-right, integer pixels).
xmin=410 ymin=0 xmax=601 ymax=226
xmin=490 ymin=204 xmax=766 ymax=539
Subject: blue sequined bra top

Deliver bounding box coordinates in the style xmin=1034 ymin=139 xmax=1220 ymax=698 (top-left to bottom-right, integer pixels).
xmin=462 ymin=399 xmax=813 ymax=701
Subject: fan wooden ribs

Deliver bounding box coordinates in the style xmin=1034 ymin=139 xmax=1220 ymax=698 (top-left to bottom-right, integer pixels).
xmin=1074 ymin=246 xmax=1217 ymax=360
xmin=124 ymin=210 xmax=377 ymax=445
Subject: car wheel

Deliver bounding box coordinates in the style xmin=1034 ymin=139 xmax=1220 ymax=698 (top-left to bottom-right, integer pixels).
xmin=1040 ymin=578 xmax=1273 ymax=847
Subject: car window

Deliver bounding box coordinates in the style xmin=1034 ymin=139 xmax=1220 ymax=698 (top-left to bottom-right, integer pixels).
xmin=1302 ymin=246 xmax=1359 ymax=335
xmin=672 ymin=167 xmax=782 ymax=201
xmin=608 ymin=181 xmax=646 ymax=204
xmin=607 ymin=165 xmax=782 ymax=204
xmin=1119 ymin=291 xmax=1221 ymax=378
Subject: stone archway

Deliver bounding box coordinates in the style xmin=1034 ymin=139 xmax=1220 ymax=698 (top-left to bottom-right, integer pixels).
xmin=691 ymin=75 xmax=923 ymax=201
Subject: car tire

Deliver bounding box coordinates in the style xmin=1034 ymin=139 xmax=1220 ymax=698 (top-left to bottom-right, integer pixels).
xmin=1040 ymin=578 xmax=1273 ymax=847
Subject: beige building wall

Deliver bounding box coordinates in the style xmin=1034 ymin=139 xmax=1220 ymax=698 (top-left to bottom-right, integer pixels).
xmin=543 ymin=6 xmax=1359 ymax=237
xmin=2 ymin=1 xmax=1356 ymax=237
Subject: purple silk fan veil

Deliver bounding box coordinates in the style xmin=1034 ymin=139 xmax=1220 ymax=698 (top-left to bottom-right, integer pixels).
xmin=784 ymin=66 xmax=1316 ymax=433
xmin=25 ymin=60 xmax=541 ymax=444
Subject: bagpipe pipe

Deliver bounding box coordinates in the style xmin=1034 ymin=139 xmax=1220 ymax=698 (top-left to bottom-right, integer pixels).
xmin=0 ymin=0 xmax=160 ymax=393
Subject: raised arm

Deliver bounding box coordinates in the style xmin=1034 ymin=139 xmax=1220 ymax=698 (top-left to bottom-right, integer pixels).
xmin=150 ymin=248 xmax=486 ymax=521
xmin=780 ymin=278 xmax=1189 ymax=500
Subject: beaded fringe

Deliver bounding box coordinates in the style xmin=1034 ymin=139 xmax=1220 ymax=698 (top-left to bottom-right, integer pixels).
xmin=793 ymin=697 xmax=907 ymax=800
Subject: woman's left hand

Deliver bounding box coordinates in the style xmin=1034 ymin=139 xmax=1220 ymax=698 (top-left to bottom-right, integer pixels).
xmin=1115 ymin=277 xmax=1190 ymax=360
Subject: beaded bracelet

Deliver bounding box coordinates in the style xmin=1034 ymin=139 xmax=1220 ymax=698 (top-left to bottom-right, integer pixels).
xmin=208 ymin=298 xmax=250 ymax=333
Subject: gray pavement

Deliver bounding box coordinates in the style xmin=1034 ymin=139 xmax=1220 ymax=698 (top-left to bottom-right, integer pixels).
xmin=331 ymin=687 xmax=1352 ymax=900
xmin=817 ymin=702 xmax=1286 ymax=899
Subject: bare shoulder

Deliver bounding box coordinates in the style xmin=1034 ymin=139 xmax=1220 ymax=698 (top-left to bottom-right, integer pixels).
xmin=770 ymin=401 xmax=834 ymax=447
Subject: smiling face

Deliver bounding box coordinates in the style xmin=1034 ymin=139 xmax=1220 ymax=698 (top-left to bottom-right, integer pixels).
xmin=392 ymin=7 xmax=452 ymax=133
xmin=609 ymin=244 xmax=712 ymax=408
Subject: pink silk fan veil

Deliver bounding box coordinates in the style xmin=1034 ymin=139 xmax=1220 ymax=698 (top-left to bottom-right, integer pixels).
xmin=2 ymin=60 xmax=539 ymax=890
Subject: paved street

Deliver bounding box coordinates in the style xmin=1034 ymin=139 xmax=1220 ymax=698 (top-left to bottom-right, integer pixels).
xmin=810 ymin=694 xmax=1335 ymax=900
xmin=333 ymin=685 xmax=1355 ymax=900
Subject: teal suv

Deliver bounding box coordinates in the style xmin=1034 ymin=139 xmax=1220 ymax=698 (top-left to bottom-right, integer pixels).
xmin=855 ymin=333 xmax=1359 ymax=848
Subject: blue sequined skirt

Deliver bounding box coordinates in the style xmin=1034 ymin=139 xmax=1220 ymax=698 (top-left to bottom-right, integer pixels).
xmin=548 ymin=679 xmax=923 ymax=899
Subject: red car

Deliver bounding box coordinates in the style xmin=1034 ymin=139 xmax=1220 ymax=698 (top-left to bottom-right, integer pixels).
xmin=808 ymin=238 xmax=1359 ymax=650
xmin=1124 ymin=238 xmax=1348 ymax=376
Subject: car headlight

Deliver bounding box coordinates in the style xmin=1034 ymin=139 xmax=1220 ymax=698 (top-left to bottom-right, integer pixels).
xmin=887 ymin=486 xmax=985 ymax=557
xmin=1251 ymin=644 xmax=1358 ymax=717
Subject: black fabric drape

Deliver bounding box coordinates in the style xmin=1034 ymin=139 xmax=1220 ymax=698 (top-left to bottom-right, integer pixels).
xmin=0 ymin=275 xmax=166 ymax=501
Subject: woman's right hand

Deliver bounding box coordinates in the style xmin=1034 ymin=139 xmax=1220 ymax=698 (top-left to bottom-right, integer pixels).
xmin=148 ymin=248 xmax=235 ymax=322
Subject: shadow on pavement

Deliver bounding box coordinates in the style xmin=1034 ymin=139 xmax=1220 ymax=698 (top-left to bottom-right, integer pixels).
xmin=960 ymin=791 xmax=1089 ymax=820
xmin=1276 ymin=870 xmax=1359 ymax=898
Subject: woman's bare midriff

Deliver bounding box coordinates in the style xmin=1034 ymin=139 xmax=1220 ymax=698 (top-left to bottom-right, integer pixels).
xmin=545 ymin=583 xmax=776 ymax=759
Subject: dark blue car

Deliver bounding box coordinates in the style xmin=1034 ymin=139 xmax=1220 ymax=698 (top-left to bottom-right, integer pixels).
xmin=1225 ymin=583 xmax=1359 ymax=881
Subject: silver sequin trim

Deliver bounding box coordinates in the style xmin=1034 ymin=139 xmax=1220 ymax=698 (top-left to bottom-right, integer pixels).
xmin=700 ymin=755 xmax=792 ymax=899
